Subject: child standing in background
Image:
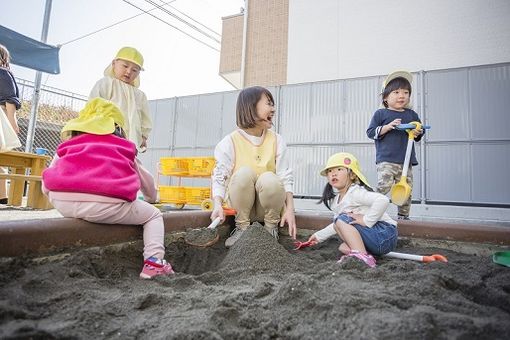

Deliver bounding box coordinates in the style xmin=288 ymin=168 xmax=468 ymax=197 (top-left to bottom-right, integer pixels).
xmin=42 ymin=98 xmax=173 ymax=279
xmin=0 ymin=44 xmax=22 ymax=204
xmin=307 ymin=153 xmax=398 ymax=268
xmin=89 ymin=47 xmax=151 ymax=152
xmin=211 ymin=86 xmax=297 ymax=248
xmin=366 ymin=71 xmax=424 ymax=220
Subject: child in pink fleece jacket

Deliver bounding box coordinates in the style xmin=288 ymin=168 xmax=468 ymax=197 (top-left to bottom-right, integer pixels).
xmin=42 ymin=98 xmax=173 ymax=279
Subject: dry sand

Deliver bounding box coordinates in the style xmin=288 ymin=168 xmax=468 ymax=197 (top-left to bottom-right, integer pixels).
xmin=1 ymin=224 xmax=509 ymax=339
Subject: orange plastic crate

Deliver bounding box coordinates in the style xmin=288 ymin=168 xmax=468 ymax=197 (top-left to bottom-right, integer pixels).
xmin=159 ymin=186 xmax=187 ymax=204
xmin=160 ymin=157 xmax=190 ymax=176
xmin=188 ymin=157 xmax=215 ymax=176
xmin=185 ymin=186 xmax=211 ymax=205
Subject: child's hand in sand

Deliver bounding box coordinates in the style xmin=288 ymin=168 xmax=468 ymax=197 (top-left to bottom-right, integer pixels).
xmin=211 ymin=197 xmax=225 ymax=222
xmin=306 ymin=235 xmax=319 ymax=245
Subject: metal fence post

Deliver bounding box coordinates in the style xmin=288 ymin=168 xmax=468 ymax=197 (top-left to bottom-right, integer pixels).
xmin=25 ymin=0 xmax=53 ymax=153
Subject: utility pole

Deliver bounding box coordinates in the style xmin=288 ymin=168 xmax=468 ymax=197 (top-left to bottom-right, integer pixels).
xmin=25 ymin=0 xmax=53 ymax=153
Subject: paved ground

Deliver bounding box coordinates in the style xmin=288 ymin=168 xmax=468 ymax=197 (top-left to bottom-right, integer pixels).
xmin=2 ymin=199 xmax=509 ymax=226
xmin=0 ymin=205 xmax=63 ymax=221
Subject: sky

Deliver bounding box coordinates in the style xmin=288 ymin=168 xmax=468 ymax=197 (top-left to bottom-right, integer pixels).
xmin=0 ymin=0 xmax=243 ymax=99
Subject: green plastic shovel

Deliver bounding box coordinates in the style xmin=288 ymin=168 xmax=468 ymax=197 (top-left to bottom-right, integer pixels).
xmin=493 ymin=251 xmax=510 ymax=267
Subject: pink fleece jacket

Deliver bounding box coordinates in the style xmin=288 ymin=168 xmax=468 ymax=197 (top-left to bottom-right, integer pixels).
xmin=42 ymin=133 xmax=140 ymax=201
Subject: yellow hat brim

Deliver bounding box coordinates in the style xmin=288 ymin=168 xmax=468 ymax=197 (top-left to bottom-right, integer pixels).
xmin=61 ymin=97 xmax=125 ymax=139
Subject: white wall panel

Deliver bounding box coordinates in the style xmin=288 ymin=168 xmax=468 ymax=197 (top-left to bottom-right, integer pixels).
xmin=472 ymin=143 xmax=510 ymax=204
xmin=220 ymin=90 xmax=239 ymax=137
xmin=288 ymin=146 xmax=340 ymax=196
xmin=426 ymin=144 xmax=471 ymax=203
xmin=279 ymin=83 xmax=312 ymax=144
xmin=148 ymin=63 xmax=510 ymax=206
xmin=174 ymin=96 xmax=199 ymax=148
xmin=310 ymin=81 xmax=343 ymax=144
xmin=425 ymin=70 xmax=470 ymax=141
xmin=150 ymin=99 xmax=175 ymax=148
xmin=344 ymin=77 xmax=379 ymax=143
xmin=196 ymin=93 xmax=224 ymax=148
xmin=470 ymin=64 xmax=510 ymax=141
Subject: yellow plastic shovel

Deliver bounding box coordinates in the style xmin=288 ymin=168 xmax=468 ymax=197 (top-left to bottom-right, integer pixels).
xmin=391 ymin=122 xmax=422 ymax=206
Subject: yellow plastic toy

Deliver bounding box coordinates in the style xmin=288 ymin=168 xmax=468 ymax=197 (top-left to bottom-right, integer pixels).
xmin=390 ymin=121 xmax=422 ymax=206
xmin=158 ymin=156 xmax=215 ymax=210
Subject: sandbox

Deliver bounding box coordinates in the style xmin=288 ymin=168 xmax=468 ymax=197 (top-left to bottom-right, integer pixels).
xmin=1 ymin=219 xmax=509 ymax=339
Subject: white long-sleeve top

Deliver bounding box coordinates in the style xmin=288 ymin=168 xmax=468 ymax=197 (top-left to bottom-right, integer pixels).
xmin=89 ymin=77 xmax=151 ymax=150
xmin=212 ymin=129 xmax=294 ymax=199
xmin=314 ymin=184 xmax=397 ymax=242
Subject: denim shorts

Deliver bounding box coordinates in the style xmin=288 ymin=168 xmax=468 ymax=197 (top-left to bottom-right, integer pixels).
xmin=334 ymin=213 xmax=398 ymax=256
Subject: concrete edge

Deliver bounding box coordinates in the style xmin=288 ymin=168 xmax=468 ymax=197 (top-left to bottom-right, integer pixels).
xmin=1 ymin=210 xmax=509 ymax=257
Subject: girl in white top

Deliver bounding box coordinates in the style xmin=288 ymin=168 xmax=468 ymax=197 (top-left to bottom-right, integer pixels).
xmin=211 ymin=86 xmax=297 ymax=247
xmin=307 ymin=152 xmax=398 ymax=268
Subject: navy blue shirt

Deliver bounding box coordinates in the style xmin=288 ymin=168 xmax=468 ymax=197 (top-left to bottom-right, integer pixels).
xmin=366 ymin=108 xmax=424 ymax=166
xmin=0 ymin=67 xmax=21 ymax=110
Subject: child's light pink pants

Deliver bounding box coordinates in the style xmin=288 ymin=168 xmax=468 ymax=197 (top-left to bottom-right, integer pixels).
xmin=50 ymin=199 xmax=165 ymax=260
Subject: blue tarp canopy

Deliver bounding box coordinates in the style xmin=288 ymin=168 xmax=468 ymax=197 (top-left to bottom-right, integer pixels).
xmin=0 ymin=25 xmax=60 ymax=74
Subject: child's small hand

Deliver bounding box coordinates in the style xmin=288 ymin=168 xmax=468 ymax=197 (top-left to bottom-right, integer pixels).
xmin=140 ymin=136 xmax=148 ymax=150
xmin=306 ymin=234 xmax=319 ymax=245
xmin=387 ymin=118 xmax=401 ymax=130
xmin=381 ymin=118 xmax=402 ymax=136
xmin=347 ymin=212 xmax=366 ymax=226
xmin=412 ymin=127 xmax=423 ymax=138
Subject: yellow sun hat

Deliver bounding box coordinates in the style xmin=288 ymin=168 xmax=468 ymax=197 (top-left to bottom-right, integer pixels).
xmin=61 ymin=97 xmax=125 ymax=139
xmin=104 ymin=47 xmax=144 ymax=88
xmin=382 ymin=70 xmax=413 ymax=92
xmin=115 ymin=46 xmax=144 ymax=70
xmin=320 ymin=152 xmax=371 ymax=188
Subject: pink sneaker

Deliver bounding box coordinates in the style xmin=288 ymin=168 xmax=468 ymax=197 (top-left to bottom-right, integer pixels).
xmin=338 ymin=250 xmax=376 ymax=268
xmin=140 ymin=257 xmax=174 ymax=279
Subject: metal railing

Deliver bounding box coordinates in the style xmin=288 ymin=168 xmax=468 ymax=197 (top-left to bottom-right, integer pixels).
xmin=14 ymin=77 xmax=88 ymax=157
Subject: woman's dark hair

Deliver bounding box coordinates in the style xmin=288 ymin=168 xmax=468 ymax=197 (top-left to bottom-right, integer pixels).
xmin=382 ymin=77 xmax=412 ymax=108
xmin=317 ymin=183 xmax=336 ymax=211
xmin=236 ymin=86 xmax=274 ymax=129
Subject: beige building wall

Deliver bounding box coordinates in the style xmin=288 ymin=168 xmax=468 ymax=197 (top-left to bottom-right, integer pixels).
xmin=244 ymin=0 xmax=288 ymax=87
xmin=219 ymin=14 xmax=244 ymax=88
xmin=219 ymin=0 xmax=289 ymax=88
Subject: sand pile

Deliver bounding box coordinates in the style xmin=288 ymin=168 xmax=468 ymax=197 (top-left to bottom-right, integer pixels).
xmin=220 ymin=223 xmax=305 ymax=273
xmin=1 ymin=232 xmax=509 ymax=339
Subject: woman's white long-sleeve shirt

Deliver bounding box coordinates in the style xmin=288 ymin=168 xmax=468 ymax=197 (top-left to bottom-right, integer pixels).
xmin=314 ymin=184 xmax=397 ymax=242
xmin=212 ymin=129 xmax=294 ymax=199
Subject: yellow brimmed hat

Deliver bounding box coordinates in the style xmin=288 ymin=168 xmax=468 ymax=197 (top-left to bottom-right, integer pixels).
xmin=382 ymin=70 xmax=413 ymax=91
xmin=104 ymin=47 xmax=144 ymax=88
xmin=61 ymin=98 xmax=125 ymax=139
xmin=320 ymin=152 xmax=371 ymax=188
